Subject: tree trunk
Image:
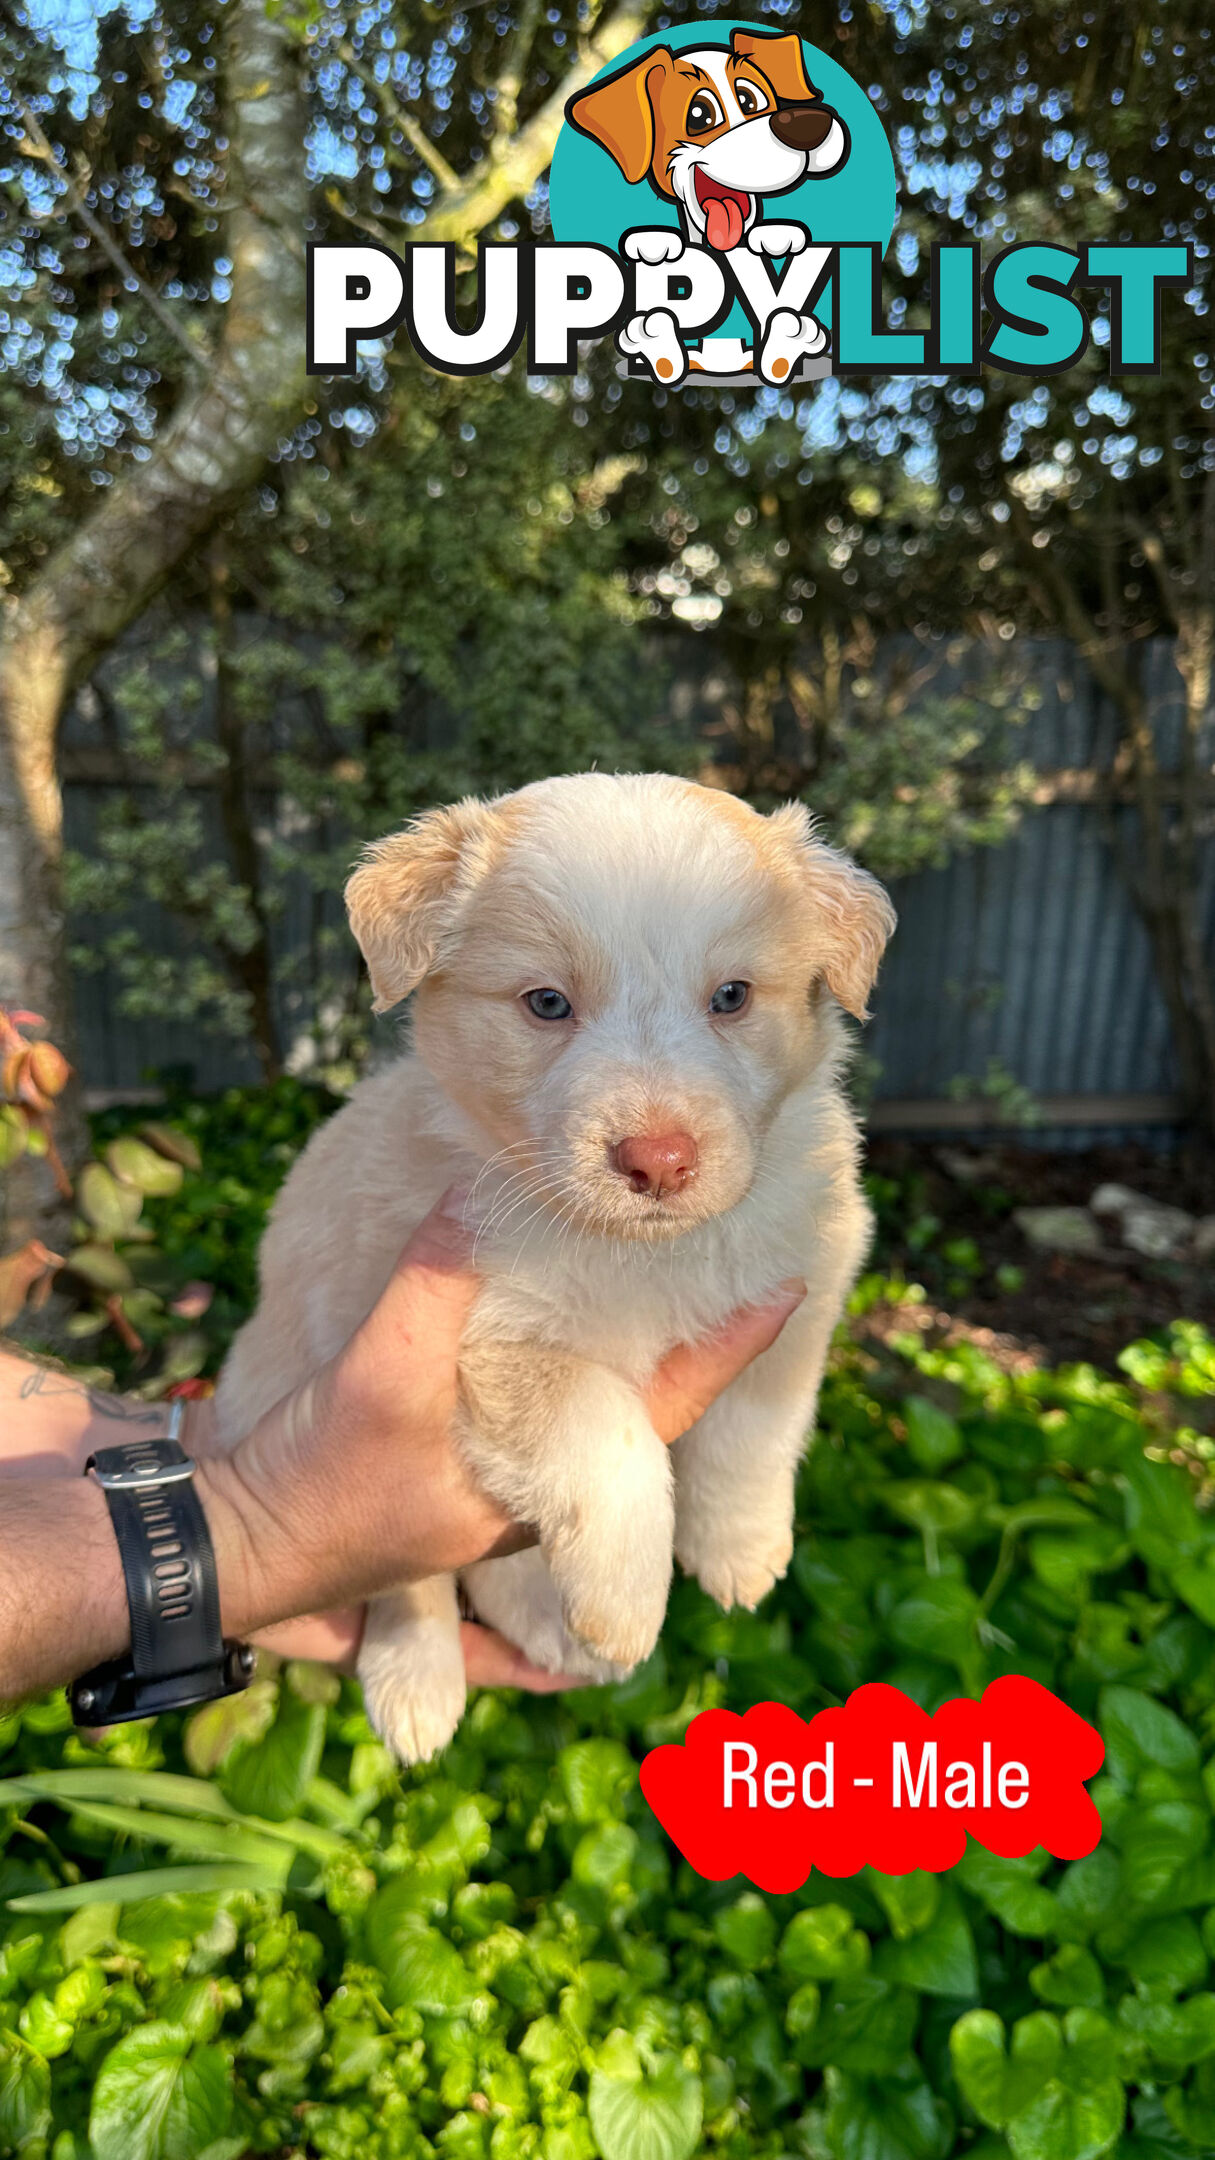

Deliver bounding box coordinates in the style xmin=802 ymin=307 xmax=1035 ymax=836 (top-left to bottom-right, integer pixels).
xmin=0 ymin=0 xmax=648 ymax=1251
xmin=0 ymin=0 xmax=308 ymax=1247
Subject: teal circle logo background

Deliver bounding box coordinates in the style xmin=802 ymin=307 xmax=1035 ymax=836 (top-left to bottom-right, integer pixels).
xmin=550 ymin=23 xmax=897 ymax=254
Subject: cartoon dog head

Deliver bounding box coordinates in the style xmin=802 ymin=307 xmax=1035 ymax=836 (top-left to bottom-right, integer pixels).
xmin=567 ymin=28 xmax=849 ymax=253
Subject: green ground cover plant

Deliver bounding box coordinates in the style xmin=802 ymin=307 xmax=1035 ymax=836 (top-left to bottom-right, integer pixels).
xmin=3 ymin=1296 xmax=1215 ymax=2160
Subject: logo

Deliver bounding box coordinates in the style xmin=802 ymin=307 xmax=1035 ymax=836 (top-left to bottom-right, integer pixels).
xmin=305 ymin=22 xmax=1191 ymax=386
xmin=550 ymin=24 xmax=894 ymax=385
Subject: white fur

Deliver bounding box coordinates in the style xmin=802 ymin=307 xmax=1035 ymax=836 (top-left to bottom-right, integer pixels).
xmin=214 ymin=774 xmax=893 ymax=1763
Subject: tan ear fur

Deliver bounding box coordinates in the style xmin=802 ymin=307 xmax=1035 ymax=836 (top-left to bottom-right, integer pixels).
xmin=767 ymin=802 xmax=896 ymax=1021
xmin=345 ymin=798 xmax=499 ymax=1012
xmin=730 ymin=28 xmax=819 ymax=104
xmin=567 ymin=49 xmax=673 ymax=183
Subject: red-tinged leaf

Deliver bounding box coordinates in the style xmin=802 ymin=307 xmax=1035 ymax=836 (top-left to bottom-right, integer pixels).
xmin=26 ymin=1041 xmax=71 ymax=1098
xmin=0 ymin=1240 xmax=63 ymax=1328
xmin=170 ymin=1281 xmax=214 ymax=1320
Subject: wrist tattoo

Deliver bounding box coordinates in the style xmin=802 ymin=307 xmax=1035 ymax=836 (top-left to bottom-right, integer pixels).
xmin=16 ymin=1365 xmax=166 ymax=1426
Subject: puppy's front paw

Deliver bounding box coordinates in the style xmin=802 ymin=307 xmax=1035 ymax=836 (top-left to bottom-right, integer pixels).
xmin=358 ymin=1621 xmax=467 ymax=1766
xmin=747 ymin=222 xmax=807 ymax=257
xmin=678 ymin=1525 xmax=794 ymax=1614
xmin=623 ymin=228 xmax=685 ymax=264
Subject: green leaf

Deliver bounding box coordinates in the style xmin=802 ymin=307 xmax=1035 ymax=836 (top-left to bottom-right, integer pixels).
xmin=43 ymin=1798 xmax=290 ymax=1878
xmin=1099 ymin=1687 xmax=1202 ymax=1784
xmin=6 ymin=1862 xmax=280 ymax=1913
xmin=903 ymin=1397 xmax=963 ymax=1473
xmin=0 ymin=1104 xmax=28 ymax=1169
xmin=570 ymin=1823 xmax=637 ymax=1895
xmin=587 ymin=2052 xmax=702 ymax=2160
xmin=1030 ymin=1946 xmax=1105 ymax=2008
xmin=888 ymin=1579 xmax=982 ymax=1670
xmin=821 ymin=2066 xmax=951 ymax=2160
xmin=183 ymin=1679 xmax=278 ymax=1777
xmin=878 ymin=1481 xmax=977 ymax=1536
xmin=713 ymin=1893 xmax=777 ymax=1970
xmin=77 ymin=1161 xmax=144 ymax=1237
xmin=139 ymin=1122 xmax=202 ymax=1172
xmin=0 ymin=2039 xmax=51 ymax=2152
xmin=1116 ymin=1915 xmax=1208 ymax=1992
xmin=874 ymin=1886 xmax=978 ymax=1998
xmin=89 ymin=2023 xmax=232 ymax=2160
xmin=366 ymin=1880 xmax=478 ymax=2014
xmin=107 ymin=1135 xmax=184 ymax=1196
xmin=18 ymin=1990 xmax=74 ymax=2058
xmin=779 ymin=1906 xmax=870 ymax=1985
xmin=65 ymin=1241 xmax=134 ymax=1292
xmin=219 ymin=1685 xmax=325 ymax=1822
xmin=951 ymin=2008 xmax=1060 ymax=2124
xmin=558 ymin=1740 xmax=635 ymax=1825
xmin=868 ymin=1868 xmax=941 ymax=1941
xmin=955 ymin=1847 xmax=1061 ymax=1937
xmin=1007 ymin=2079 xmax=1124 ymax=2160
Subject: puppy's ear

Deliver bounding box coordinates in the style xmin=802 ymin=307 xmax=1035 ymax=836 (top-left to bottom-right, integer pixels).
xmin=767 ymin=803 xmax=896 ymax=1021
xmin=566 ymin=49 xmax=674 ymax=184
xmin=345 ymin=799 xmax=497 ymax=1012
xmin=730 ymin=28 xmax=819 ymax=104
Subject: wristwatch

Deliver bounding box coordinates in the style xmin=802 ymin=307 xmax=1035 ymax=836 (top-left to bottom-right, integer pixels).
xmin=69 ymin=1400 xmax=255 ymax=1726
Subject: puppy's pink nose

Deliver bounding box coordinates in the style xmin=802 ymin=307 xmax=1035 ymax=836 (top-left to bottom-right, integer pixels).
xmin=613 ymin=1132 xmax=698 ymax=1197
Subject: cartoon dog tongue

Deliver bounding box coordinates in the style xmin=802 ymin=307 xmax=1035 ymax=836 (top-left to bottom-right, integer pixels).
xmin=704 ymin=190 xmax=746 ymax=252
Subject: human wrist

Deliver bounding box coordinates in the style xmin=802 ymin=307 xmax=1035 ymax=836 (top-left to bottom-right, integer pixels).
xmin=192 ymin=1451 xmax=307 ymax=1641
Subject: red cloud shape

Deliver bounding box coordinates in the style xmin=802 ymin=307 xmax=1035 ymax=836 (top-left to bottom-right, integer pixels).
xmin=639 ymin=1677 xmax=1104 ymax=1892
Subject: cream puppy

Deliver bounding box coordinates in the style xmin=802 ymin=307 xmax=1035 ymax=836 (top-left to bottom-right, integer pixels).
xmin=215 ymin=774 xmax=894 ymax=1763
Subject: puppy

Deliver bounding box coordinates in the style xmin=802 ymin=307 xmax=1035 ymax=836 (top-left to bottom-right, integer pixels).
xmin=215 ymin=775 xmax=894 ymax=1764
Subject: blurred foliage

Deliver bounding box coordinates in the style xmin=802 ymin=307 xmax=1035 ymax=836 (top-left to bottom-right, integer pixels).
xmin=0 ymin=1014 xmax=335 ymax=1387
xmin=4 ymin=1312 xmax=1215 ymax=2157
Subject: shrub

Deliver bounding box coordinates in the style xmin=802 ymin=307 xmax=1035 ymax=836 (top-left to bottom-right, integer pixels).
xmin=3 ymin=1313 xmax=1215 ymax=2160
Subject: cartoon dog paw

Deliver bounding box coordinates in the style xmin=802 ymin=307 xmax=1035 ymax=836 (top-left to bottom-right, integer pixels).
xmin=747 ymin=223 xmax=808 ymax=258
xmin=759 ymin=306 xmax=829 ymax=385
xmin=622 ymin=229 xmax=686 ymax=266
xmin=618 ymin=308 xmax=687 ymax=385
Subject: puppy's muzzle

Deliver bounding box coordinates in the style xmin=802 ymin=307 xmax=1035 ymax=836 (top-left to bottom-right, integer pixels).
xmin=770 ymin=102 xmax=838 ymax=153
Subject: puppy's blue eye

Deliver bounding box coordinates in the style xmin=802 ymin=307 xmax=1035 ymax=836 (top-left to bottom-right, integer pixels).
xmin=526 ymin=988 xmax=573 ymax=1021
xmin=710 ymin=980 xmax=750 ymax=1015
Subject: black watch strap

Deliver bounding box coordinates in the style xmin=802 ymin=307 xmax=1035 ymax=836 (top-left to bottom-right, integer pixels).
xmin=70 ymin=1406 xmax=254 ymax=1726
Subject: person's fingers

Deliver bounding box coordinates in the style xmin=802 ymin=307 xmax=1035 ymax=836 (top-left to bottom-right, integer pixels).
xmin=460 ymin=1620 xmax=591 ymax=1693
xmin=646 ymin=1279 xmax=806 ymax=1445
xmin=341 ymin=1187 xmax=482 ymax=1411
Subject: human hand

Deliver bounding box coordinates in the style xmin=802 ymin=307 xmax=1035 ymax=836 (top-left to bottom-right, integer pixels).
xmin=200 ymin=1189 xmax=805 ymax=1676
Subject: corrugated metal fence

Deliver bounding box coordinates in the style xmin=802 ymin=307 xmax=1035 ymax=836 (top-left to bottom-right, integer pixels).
xmin=63 ymin=634 xmax=1213 ymax=1143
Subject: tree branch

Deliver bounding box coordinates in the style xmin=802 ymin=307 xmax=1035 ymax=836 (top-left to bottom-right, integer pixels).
xmin=417 ymin=3 xmax=647 ymax=246
xmin=333 ymin=37 xmax=461 ymax=194
xmin=6 ymin=77 xmax=210 ymax=374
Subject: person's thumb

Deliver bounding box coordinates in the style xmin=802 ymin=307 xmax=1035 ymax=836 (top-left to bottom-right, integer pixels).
xmin=348 ymin=1187 xmax=481 ymax=1399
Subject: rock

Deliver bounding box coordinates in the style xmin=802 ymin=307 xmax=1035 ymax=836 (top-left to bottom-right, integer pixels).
xmin=1090 ymin=1183 xmax=1143 ymax=1217
xmin=1194 ymin=1217 xmax=1215 ymax=1262
xmin=1121 ymin=1200 xmax=1198 ymax=1261
xmin=1013 ymin=1206 xmax=1104 ymax=1256
xmin=1089 ymin=1182 xmax=1195 ymax=1261
xmin=937 ymin=1148 xmax=1004 ymax=1185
